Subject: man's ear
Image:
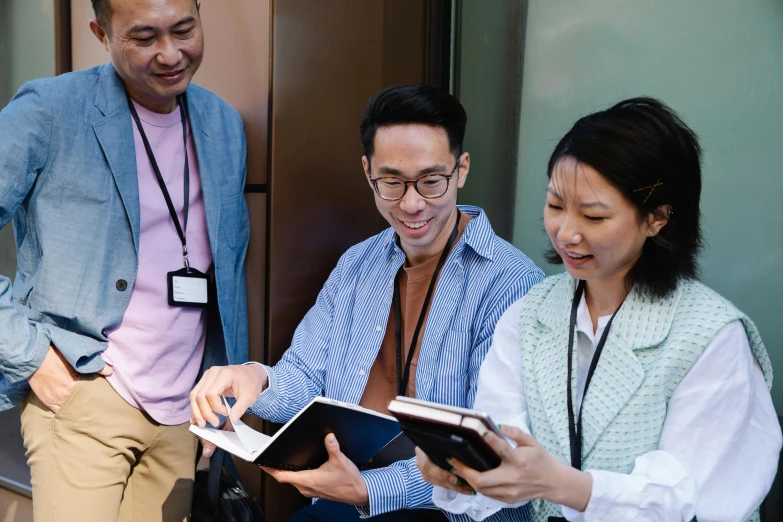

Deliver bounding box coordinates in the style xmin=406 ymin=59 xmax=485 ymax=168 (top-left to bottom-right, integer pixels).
xmin=646 ymin=204 xmax=672 ymax=237
xmin=89 ymin=19 xmax=110 ymax=51
xmin=362 ymin=156 xmax=371 ymax=176
xmin=456 ymin=152 xmax=470 ymax=189
xmin=362 ymin=156 xmax=373 ymax=186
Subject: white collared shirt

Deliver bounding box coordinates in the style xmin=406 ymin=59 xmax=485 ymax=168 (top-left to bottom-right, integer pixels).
xmin=433 ymin=295 xmax=782 ymax=522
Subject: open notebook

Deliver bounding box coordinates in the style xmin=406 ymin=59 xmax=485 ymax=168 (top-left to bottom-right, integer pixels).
xmin=190 ymin=396 xmax=402 ymax=471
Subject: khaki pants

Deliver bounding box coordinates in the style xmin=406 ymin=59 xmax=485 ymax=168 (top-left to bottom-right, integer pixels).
xmin=20 ymin=374 xmax=196 ymax=522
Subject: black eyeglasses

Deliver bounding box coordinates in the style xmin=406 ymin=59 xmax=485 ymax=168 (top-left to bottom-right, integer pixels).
xmin=369 ymin=160 xmax=460 ymax=201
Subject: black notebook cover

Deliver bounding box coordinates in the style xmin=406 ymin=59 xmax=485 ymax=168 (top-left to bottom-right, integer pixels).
xmin=254 ymin=399 xmax=402 ymax=471
xmin=396 ymin=415 xmax=501 ymax=472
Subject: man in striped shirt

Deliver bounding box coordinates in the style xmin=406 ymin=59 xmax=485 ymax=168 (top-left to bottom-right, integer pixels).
xmin=190 ymin=85 xmax=543 ymax=521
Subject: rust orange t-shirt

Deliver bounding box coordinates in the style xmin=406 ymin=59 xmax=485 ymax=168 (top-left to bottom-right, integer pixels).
xmin=359 ymin=212 xmax=471 ymax=415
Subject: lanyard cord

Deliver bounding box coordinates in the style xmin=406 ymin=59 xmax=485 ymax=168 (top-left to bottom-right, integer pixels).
xmin=566 ymin=279 xmax=624 ymax=470
xmin=393 ymin=212 xmax=461 ymax=396
xmin=127 ymin=92 xmax=192 ymax=270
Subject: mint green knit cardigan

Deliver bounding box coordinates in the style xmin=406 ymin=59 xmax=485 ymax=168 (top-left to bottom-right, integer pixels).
xmin=518 ymin=274 xmax=772 ymax=522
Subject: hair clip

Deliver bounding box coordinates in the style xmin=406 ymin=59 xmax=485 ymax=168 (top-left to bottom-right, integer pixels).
xmin=633 ymin=178 xmax=663 ymax=204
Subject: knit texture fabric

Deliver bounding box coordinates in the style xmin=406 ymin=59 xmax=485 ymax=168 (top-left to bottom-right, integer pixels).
xmin=518 ymin=273 xmax=771 ymax=522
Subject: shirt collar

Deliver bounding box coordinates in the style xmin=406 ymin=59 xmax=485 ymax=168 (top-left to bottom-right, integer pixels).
xmin=576 ymin=293 xmax=612 ymax=346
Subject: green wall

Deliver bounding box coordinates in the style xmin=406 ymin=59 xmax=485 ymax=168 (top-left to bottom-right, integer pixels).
xmin=455 ymin=0 xmax=525 ymax=241
xmin=512 ymin=0 xmax=783 ymax=410
xmin=1 ymin=0 xmax=55 ymax=105
xmin=0 ymin=2 xmax=8 ymax=106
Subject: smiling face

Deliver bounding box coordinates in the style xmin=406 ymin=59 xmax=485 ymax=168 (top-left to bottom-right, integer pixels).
xmin=90 ymin=0 xmax=204 ymax=113
xmin=362 ymin=124 xmax=469 ymax=266
xmin=544 ymin=158 xmax=667 ymax=287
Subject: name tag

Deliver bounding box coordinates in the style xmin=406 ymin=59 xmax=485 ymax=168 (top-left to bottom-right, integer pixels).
xmin=167 ymin=267 xmax=210 ymax=308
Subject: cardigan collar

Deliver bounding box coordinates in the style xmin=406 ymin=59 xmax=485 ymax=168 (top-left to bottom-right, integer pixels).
xmin=535 ymin=273 xmax=684 ymax=351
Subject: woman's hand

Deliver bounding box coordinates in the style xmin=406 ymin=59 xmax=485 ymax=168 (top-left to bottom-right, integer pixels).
xmin=418 ymin=424 xmax=593 ymax=511
xmin=415 ymin=447 xmax=477 ymax=497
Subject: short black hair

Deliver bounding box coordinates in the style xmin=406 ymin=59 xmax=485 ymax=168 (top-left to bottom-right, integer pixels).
xmin=360 ymin=85 xmax=467 ymax=164
xmin=92 ymin=0 xmax=198 ymax=34
xmin=546 ymin=97 xmax=703 ymax=299
xmin=91 ymin=0 xmax=112 ymax=32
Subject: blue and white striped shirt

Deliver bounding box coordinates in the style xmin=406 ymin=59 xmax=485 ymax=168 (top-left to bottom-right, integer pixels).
xmin=249 ymin=206 xmax=541 ymax=521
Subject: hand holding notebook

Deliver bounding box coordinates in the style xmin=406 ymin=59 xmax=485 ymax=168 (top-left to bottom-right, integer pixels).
xmin=387 ymin=396 xmax=516 ymax=472
xmin=190 ymin=396 xmax=402 ymax=471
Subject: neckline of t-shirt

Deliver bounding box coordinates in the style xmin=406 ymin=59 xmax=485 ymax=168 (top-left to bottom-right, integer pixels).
xmin=131 ymin=99 xmax=183 ymax=128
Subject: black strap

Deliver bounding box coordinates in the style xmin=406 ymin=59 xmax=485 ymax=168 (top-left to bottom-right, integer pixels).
xmin=127 ymin=92 xmax=193 ymax=270
xmin=195 ymin=443 xmax=220 ymax=517
xmin=394 ymin=211 xmax=461 ymax=396
xmin=566 ymin=280 xmax=624 ymax=470
xmin=196 ymin=445 xmax=248 ymax=517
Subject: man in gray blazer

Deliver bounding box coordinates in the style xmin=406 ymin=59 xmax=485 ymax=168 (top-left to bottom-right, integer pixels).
xmin=0 ymin=0 xmax=249 ymax=520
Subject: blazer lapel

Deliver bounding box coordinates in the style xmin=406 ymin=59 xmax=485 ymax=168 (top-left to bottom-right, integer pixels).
xmin=579 ymin=284 xmax=682 ymax=459
xmin=533 ymin=276 xmax=579 ymax=459
xmin=532 ymin=277 xmax=683 ymax=463
xmin=578 ymin=330 xmax=644 ymax=458
xmin=92 ymin=64 xmax=140 ymax=252
xmin=532 ymin=324 xmax=574 ymax=460
xmin=185 ymin=89 xmax=221 ymax=263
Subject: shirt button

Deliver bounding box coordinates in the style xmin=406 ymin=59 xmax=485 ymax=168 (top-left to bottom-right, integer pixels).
xmin=375 ymin=325 xmax=382 ymax=332
xmin=116 ymin=279 xmax=128 ymax=291
xmin=358 ymin=369 xmax=366 ymax=376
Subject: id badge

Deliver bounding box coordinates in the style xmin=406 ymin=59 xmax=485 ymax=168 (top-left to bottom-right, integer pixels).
xmin=167 ymin=267 xmax=210 ymax=308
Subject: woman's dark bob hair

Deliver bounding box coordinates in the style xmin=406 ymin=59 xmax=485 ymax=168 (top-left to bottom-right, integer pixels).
xmin=546 ymin=97 xmax=703 ymax=299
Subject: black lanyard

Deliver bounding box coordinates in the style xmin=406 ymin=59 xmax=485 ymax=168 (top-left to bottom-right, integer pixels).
xmin=127 ymin=92 xmax=193 ymax=270
xmin=393 ymin=212 xmax=461 ymax=396
xmin=566 ymin=279 xmax=624 ymax=470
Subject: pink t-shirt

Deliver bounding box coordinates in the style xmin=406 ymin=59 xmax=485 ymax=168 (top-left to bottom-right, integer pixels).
xmin=101 ymin=100 xmax=213 ymax=425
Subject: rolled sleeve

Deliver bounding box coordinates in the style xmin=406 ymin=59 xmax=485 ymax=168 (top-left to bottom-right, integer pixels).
xmin=359 ymin=459 xmax=435 ymax=517
xmin=359 ymin=467 xmax=407 ymax=517
xmin=0 ymin=306 xmax=52 ymax=383
xmin=245 ymin=362 xmax=280 ymax=415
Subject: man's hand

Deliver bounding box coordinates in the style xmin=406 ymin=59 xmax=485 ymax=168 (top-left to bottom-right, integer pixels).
xmin=262 ymin=433 xmax=370 ymax=506
xmin=27 ymin=346 xmax=113 ymax=413
xmin=199 ymin=420 xmax=235 ymax=458
xmin=189 ymin=364 xmax=267 ymax=428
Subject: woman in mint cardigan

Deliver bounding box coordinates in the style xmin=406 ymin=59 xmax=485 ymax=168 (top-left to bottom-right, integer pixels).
xmin=416 ymin=98 xmax=781 ymax=522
